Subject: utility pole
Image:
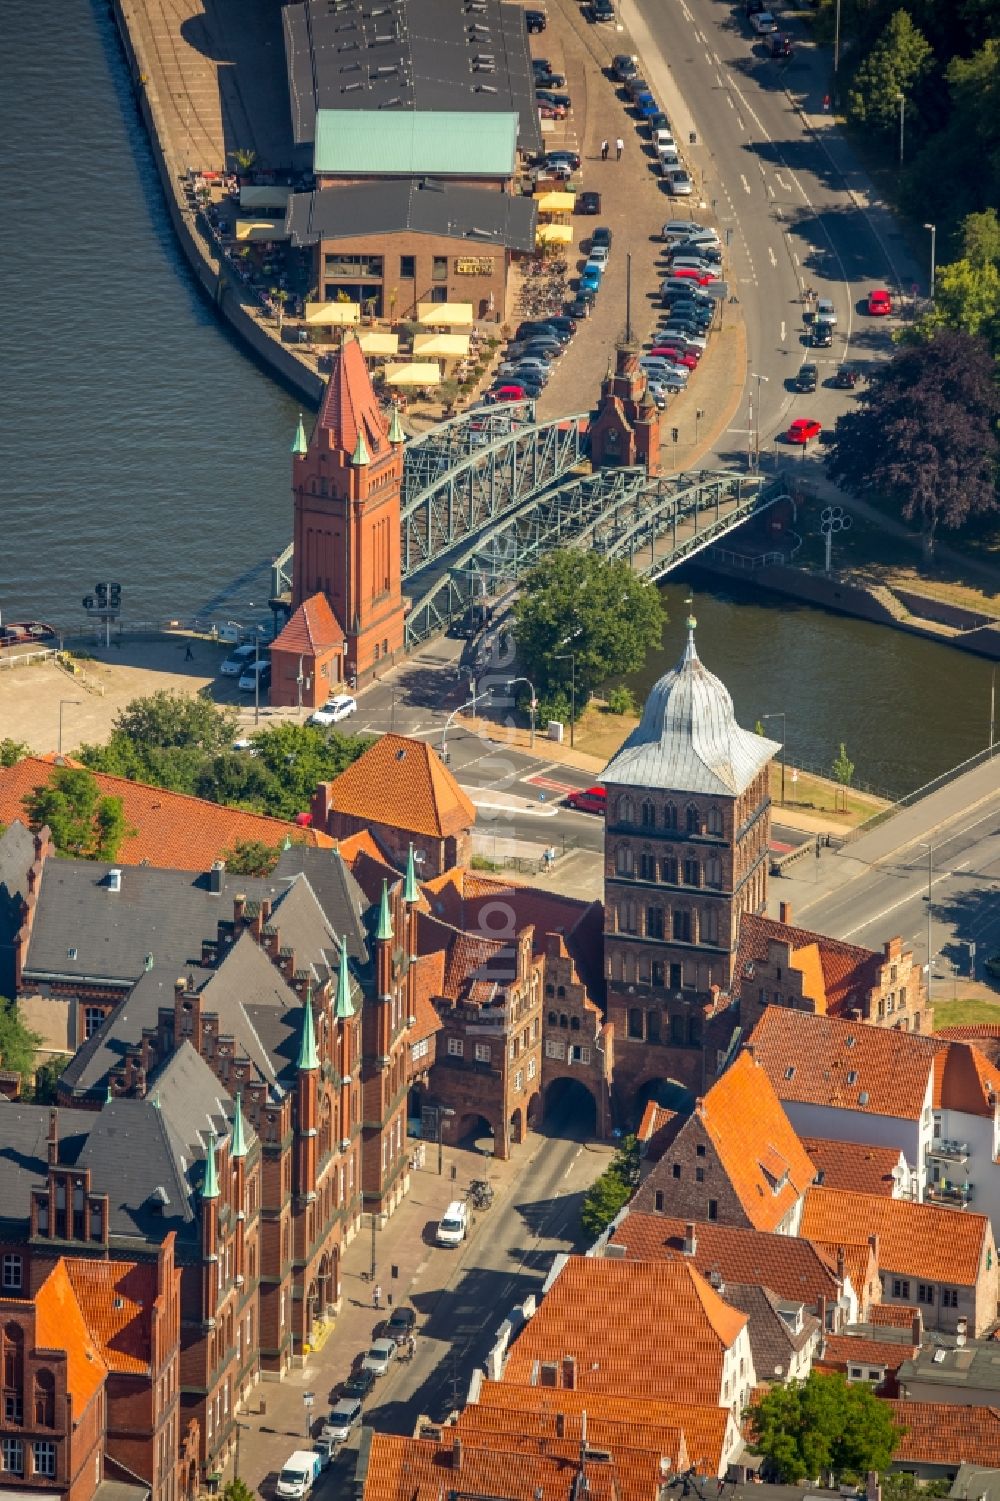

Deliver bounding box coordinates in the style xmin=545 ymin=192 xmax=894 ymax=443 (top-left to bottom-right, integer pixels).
xmin=924 ymin=222 xmax=937 ymax=301
xmin=919 ymin=841 xmax=934 ymax=1004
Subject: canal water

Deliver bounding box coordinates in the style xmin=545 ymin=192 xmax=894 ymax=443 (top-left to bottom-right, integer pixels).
xmin=1 ymin=4 xmax=994 ymax=797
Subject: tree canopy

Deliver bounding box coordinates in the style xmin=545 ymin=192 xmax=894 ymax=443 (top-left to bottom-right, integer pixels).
xmin=0 ymin=999 xmax=42 ymax=1084
xmin=23 ymin=767 xmax=131 ymax=861
xmin=824 ymin=329 xmax=1000 ymax=554
xmin=513 ymin=552 xmax=666 ymax=714
xmin=847 ymin=10 xmax=932 ymax=131
xmin=80 ymin=693 xmax=373 ymax=822
xmin=0 ymin=739 xmax=29 ymax=769
xmin=580 ymin=1135 xmax=640 ymax=1238
xmin=750 ymin=1371 xmax=902 ymax=1483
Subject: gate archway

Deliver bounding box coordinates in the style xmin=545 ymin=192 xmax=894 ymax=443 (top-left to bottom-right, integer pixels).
xmin=631 ymin=1076 xmax=695 ymax=1130
xmin=544 ymin=1075 xmax=599 ymax=1137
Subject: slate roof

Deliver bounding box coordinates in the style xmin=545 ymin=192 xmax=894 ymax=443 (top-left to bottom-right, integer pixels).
xmin=320 ymin=733 xmax=475 ymax=840
xmin=732 ymin=912 xmax=889 ymax=1015
xmin=23 ymin=859 xmax=291 ymax=990
xmin=609 ymin=1215 xmax=845 ymax=1310
xmin=287 ymin=180 xmax=538 ymax=254
xmin=503 ymin=1255 xmax=746 ymax=1405
xmin=799 ymin=1137 xmax=905 ymax=1197
xmin=887 ymin=1400 xmax=1000 ymax=1468
xmin=64 ymin=1259 xmax=159 ymax=1375
xmin=34 ymin=1262 xmax=107 ymax=1411
xmin=0 ymin=820 xmax=35 ymax=996
xmin=722 ymin=1282 xmax=819 ymax=1383
xmin=0 ymin=757 xmax=333 ymax=869
xmin=748 ymin=1008 xmax=940 ymax=1121
xmin=0 ymin=1101 xmax=96 ymax=1233
xmin=283 ymin=0 xmax=542 ymax=154
xmin=601 ymin=622 xmax=779 ymax=797
xmin=800 ymin=1186 xmax=993 ymax=1286
xmin=273 ymin=844 xmax=370 ymax=960
xmin=271 ymin=592 xmax=345 ymax=657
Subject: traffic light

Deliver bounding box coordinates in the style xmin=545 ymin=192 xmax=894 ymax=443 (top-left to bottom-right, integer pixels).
xmin=95 ymin=582 xmax=108 ymax=608
xmin=82 ymin=596 xmax=95 ymax=611
xmin=109 ymin=583 xmax=121 ymax=610
xmin=671 ymin=427 xmax=679 ymax=443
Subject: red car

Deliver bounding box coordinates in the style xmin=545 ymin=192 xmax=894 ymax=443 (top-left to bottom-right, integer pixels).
xmin=650 ymin=346 xmax=698 ymax=368
xmin=489 ymin=384 xmax=526 ymax=401
xmin=565 ymin=785 xmax=607 ymax=814
xmin=785 ymin=417 xmax=822 ymax=444
xmin=867 ymin=288 xmax=892 ymax=316
xmin=671 ymin=267 xmax=715 ymax=285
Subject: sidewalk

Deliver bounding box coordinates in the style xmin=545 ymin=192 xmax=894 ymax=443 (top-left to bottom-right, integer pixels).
xmin=227 ymin=1138 xmax=537 ymax=1494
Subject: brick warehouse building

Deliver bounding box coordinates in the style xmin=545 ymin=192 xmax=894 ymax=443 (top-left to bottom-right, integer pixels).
xmin=599 ymin=613 xmax=779 ymax=1118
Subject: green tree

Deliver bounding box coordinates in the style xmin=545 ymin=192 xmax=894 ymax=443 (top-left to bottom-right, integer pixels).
xmin=33 ymin=1055 xmax=69 ymax=1104
xmin=606 ymin=685 xmax=637 ymax=716
xmin=750 ymin=1371 xmax=901 ymax=1482
xmin=825 ymin=329 xmax=1000 ymax=557
xmin=579 ymin=1136 xmax=640 ymax=1239
xmin=245 ymin=722 xmax=373 ymax=821
xmin=961 ymin=209 xmax=1000 ymax=268
xmin=831 ymin=743 xmax=855 ymax=810
xmin=0 ymin=739 xmax=29 ymax=768
xmin=81 ymin=692 xmax=240 ymax=795
xmin=917 ymin=257 xmax=1000 ymax=352
xmin=513 ymin=553 xmax=666 ymax=711
xmin=0 ymin=998 xmax=42 ymax=1083
xmin=223 ymin=1481 xmax=255 ymax=1501
xmin=222 ymin=838 xmax=286 ymax=877
xmin=23 ymin=767 xmax=130 ymax=860
xmin=847 ymin=10 xmax=933 ymax=131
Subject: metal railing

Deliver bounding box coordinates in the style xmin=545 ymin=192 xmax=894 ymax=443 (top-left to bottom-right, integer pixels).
xmin=841 ymin=739 xmax=1000 ymax=844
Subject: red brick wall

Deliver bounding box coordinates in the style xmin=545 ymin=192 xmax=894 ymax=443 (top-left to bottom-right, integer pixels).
xmin=314 ymin=229 xmax=509 ymax=324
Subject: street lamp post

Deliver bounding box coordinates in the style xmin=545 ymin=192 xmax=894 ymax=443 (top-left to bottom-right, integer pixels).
xmin=437 ymin=1107 xmax=455 ymax=1175
xmin=919 ymin=841 xmax=934 ymax=1004
xmin=302 ymin=1391 xmax=315 ymax=1440
xmin=761 ymin=712 xmax=787 ymax=806
xmin=58 ymin=700 xmax=82 ymax=757
xmin=506 ymin=676 xmax=537 ymax=748
xmin=750 ymin=373 xmax=768 ymax=469
xmin=833 ymin=0 xmax=841 ymax=74
xmin=441 ymin=684 xmax=491 ymax=764
xmin=897 ymin=93 xmax=906 ymax=168
xmin=924 ymin=222 xmax=937 ymax=301
xmin=554 ymin=653 xmax=577 ymax=747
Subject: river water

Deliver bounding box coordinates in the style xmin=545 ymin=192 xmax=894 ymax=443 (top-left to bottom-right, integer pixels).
xmin=1 ymin=4 xmax=994 ymax=797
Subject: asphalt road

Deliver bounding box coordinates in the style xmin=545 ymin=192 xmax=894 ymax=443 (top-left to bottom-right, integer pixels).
xmin=623 ymin=0 xmax=922 ymax=459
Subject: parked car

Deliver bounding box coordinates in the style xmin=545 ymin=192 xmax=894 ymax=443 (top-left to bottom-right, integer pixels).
xmin=796 ymin=362 xmax=818 ymax=392
xmin=659 ymin=328 xmax=708 ymax=351
xmin=361 ymin=1338 xmax=397 ymax=1378
xmin=670 ymin=267 xmax=714 ymax=284
xmin=636 ymin=95 xmax=660 ymax=119
xmin=321 ymin=1398 xmax=364 ymax=1445
xmin=664 ymin=169 xmax=694 ymax=195
xmin=625 ymin=75 xmax=651 ymax=100
xmin=670 ymin=241 xmax=721 ymax=263
xmin=650 ymin=346 xmax=699 ymax=368
xmin=589 ymin=0 xmax=615 ymax=20
xmin=786 ymin=417 xmax=822 ymax=444
xmin=566 ymin=295 xmax=593 ymax=319
xmin=577 ymin=190 xmax=602 ymax=214
xmin=833 ymin=364 xmax=861 ymax=388
xmin=534 ymin=68 xmax=566 ymax=86
xmin=750 ymin=10 xmax=778 ymax=31
xmin=488 ymin=383 xmax=527 ymax=401
xmin=516 ymin=319 xmax=571 ymax=341
xmin=564 ymin=785 xmax=607 ymax=814
xmin=308 ymin=694 xmax=357 ymax=727
xmin=538 ymin=100 xmax=567 ymax=119
xmin=276 ymin=1453 xmax=323 ymax=1501
xmin=867 ymin=287 xmax=892 ymax=315
xmin=541 ymin=149 xmax=581 ymax=171
xmin=769 ymin=32 xmax=792 ymax=55
xmin=657 ymin=149 xmax=681 ymax=172
xmin=587 ymin=245 xmax=610 ymax=268
xmin=612 ymin=52 xmax=638 ymax=80
xmin=661 ymin=219 xmax=708 ymax=241
xmin=341 ymin=1367 xmax=377 ymax=1401
xmin=540 ymin=315 xmax=578 ymax=336
xmin=536 ymin=89 xmax=572 ymax=109
xmin=386 ymin=1306 xmax=416 ymax=1345
xmin=579 ymin=268 xmax=602 ymax=294
xmin=812 ymin=319 xmax=834 ymax=347
xmin=436 ymin=1200 xmax=469 ymax=1246
xmin=648 ymin=115 xmax=672 ymax=138
xmin=525 ymin=7 xmax=547 ymax=29
xmin=220 ymin=643 xmax=256 ymax=676
xmin=591 ymin=226 xmax=613 ymax=250
xmin=238 ymin=660 xmax=270 ymax=693
xmin=313 ymin=1439 xmax=336 ymax=1471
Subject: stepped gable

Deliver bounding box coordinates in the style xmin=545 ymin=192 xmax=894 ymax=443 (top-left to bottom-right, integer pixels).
xmin=733 ymin=911 xmax=887 ymax=1013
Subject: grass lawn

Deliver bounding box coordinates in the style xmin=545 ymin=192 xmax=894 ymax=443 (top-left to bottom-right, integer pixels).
xmin=933 ymin=998 xmax=1000 ymax=1030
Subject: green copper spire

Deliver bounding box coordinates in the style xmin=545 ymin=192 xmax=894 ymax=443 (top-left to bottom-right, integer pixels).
xmin=297 ymin=986 xmax=320 ymax=1071
xmin=351 ymin=428 xmax=370 ymax=467
xmin=201 ymin=1131 xmax=220 ymax=1200
xmin=282 ymin=833 xmax=292 ymax=851
xmin=376 ymin=879 xmax=393 ymax=942
xmin=388 ymin=403 xmax=406 ymax=445
xmin=292 ymin=413 xmax=308 ymax=457
xmin=335 ymin=940 xmax=355 ymax=1021
xmin=231 ymin=1092 xmax=247 ymax=1159
xmin=403 ymin=843 xmax=419 ymax=905
xmin=106 ymin=1082 xmax=113 ymax=1105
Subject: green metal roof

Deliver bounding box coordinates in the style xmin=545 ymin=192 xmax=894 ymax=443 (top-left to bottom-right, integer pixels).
xmin=314 ymin=110 xmax=518 ymax=178
xmin=297 ymin=988 xmax=320 ymax=1071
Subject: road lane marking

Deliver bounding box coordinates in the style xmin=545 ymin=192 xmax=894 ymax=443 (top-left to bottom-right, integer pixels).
xmin=768 ymin=246 xmax=777 ymax=267
xmin=740 ymin=174 xmax=751 ymax=194
xmin=780 ymin=321 xmax=786 ymax=340
xmin=716 ymin=72 xmax=724 ymax=86
xmin=840 ymin=870 xmax=963 ymax=938
xmin=727 ymin=95 xmax=734 ymax=109
xmin=776 ymin=172 xmax=791 ymax=192
xmin=704 ymin=48 xmax=712 ymax=63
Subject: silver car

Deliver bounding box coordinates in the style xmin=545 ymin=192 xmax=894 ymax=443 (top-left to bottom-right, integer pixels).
xmin=361 ymin=1338 xmax=397 ymax=1377
xmin=219 ymin=644 xmax=256 ymax=676
xmin=665 ymin=169 xmax=693 ymax=196
xmin=816 ymin=297 xmax=837 ymax=325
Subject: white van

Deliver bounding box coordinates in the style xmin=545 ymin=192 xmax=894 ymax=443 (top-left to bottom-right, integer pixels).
xmin=275 ymin=1451 xmax=322 ymax=1500
xmin=436 ymin=1200 xmax=469 ymax=1247
xmin=238 ymin=660 xmax=271 ymax=693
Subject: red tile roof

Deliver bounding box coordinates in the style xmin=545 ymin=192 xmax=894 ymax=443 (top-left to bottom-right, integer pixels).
xmin=887 ymin=1400 xmax=1000 ymax=1468
xmin=815 ymin=1332 xmax=917 ymax=1375
xmin=502 ymin=1255 xmax=746 ymax=1405
xmin=799 ymin=1137 xmax=904 ymax=1196
xmin=637 ymin=1101 xmax=682 ymax=1160
xmin=34 ymin=1261 xmax=108 ymax=1412
xmin=610 ymin=1214 xmax=845 ymax=1309
xmin=734 ymin=913 xmax=888 ymax=1015
xmin=321 ymin=733 xmax=475 ymax=840
xmin=801 ymin=1185 xmax=993 ymax=1285
xmin=937 ymin=1025 xmax=1000 ymax=1067
xmin=869 ymin=1303 xmax=922 ymax=1330
xmin=748 ymin=1008 xmax=939 ymax=1120
xmin=692 ymin=1051 xmax=816 ymax=1232
xmin=1 ymin=756 xmax=333 ymax=870
xmin=64 ymin=1259 xmax=158 ymax=1374
xmin=362 ymin=1432 xmax=622 ymax=1501
xmin=271 ymin=592 xmax=344 ymax=656
xmin=933 ymin=1040 xmax=1000 ymax=1118
xmin=314 ymin=332 xmax=390 ymax=462
xmin=409 ymin=956 xmax=445 ymax=1043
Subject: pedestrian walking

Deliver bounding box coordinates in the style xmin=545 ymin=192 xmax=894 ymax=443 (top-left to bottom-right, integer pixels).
xmin=601 ymin=139 xmax=609 ymax=160
xmin=184 ymin=644 xmax=194 ymax=661
xmin=373 ymin=1283 xmax=383 ymax=1310
xmin=387 ymin=1291 xmax=393 ymax=1310
xmin=822 ymin=94 xmax=831 ymax=112
xmin=615 ymin=137 xmax=624 ymax=160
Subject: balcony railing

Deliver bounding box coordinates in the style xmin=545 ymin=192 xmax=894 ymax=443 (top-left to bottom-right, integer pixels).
xmin=926 ymin=1180 xmax=974 ymax=1206
xmin=928 ymin=1140 xmax=970 ymax=1163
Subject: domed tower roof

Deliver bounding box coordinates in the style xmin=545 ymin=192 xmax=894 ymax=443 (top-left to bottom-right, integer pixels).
xmin=602 ymin=614 xmax=780 ymax=797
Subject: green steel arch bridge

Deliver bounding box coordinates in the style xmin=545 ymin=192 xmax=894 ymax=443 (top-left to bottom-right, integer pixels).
xmin=270 ymin=401 xmax=792 ymax=648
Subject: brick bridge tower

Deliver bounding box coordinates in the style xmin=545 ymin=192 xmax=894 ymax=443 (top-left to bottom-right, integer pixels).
xmin=589 ymin=337 xmax=661 ymax=476
xmin=279 ymin=333 xmax=406 ymax=693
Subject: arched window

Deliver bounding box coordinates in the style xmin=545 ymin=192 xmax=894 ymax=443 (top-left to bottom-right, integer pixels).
xmin=34 ymin=1370 xmax=54 ymax=1428
xmin=641 ymin=800 xmax=655 ymax=828
xmin=618 ymin=795 xmax=635 ymax=825
xmin=664 ymin=803 xmax=678 ymax=831
xmin=685 ymin=805 xmax=700 ymax=835
xmin=559 ymin=1014 xmax=568 ymax=1029
xmin=570 ymin=1016 xmax=580 ymax=1032
xmin=616 ymin=845 xmax=634 ymax=876
xmin=707 ymin=807 xmax=723 ymax=835
xmin=548 ymin=1010 xmax=557 ymax=1025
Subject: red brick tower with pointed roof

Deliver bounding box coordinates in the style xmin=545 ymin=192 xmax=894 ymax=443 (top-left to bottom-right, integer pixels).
xmin=290 ymin=333 xmax=405 ymax=686
xmin=589 ymin=340 xmax=661 ymax=476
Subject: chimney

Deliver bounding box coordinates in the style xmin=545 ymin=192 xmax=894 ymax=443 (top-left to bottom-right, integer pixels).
xmin=208 ymin=860 xmax=225 ymax=894
xmin=555 ymin=1413 xmax=566 ymax=1439
xmin=47 ymin=1108 xmax=59 ymax=1166
xmin=779 ymin=901 xmax=792 ymax=926
xmin=911 ymin=1311 xmax=923 ymax=1346
xmin=684 ymin=1222 xmax=697 ymax=1255
xmin=837 ymin=1246 xmax=846 ymax=1281
xmin=868 ymin=1232 xmax=879 ymax=1262
xmin=819 ymin=1295 xmax=828 ymax=1332
xmin=451 ymin=1439 xmax=462 ymax=1471
xmin=562 ymin=1356 xmax=577 ymax=1390
xmin=107 ymin=868 xmax=122 ymax=894
xmin=174 ymin=977 xmax=188 ymax=1005
xmin=233 ymin=893 xmax=247 ymax=927
xmin=956 ymin=1317 xmax=968 ymax=1348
